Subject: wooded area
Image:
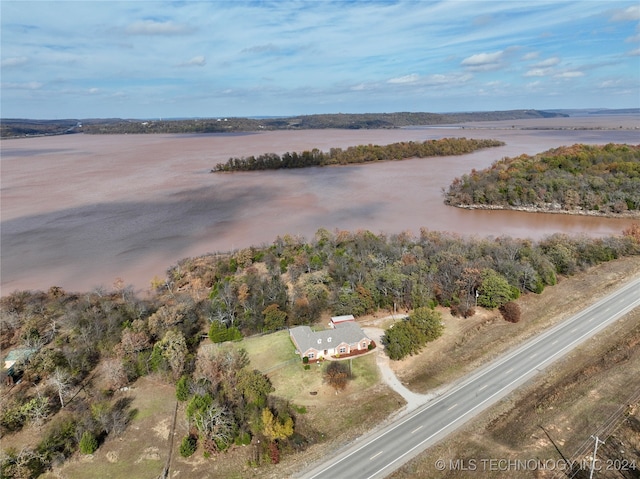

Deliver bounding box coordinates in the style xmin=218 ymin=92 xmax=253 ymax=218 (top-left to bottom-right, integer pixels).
xmin=445 ymin=143 xmax=640 ymax=216
xmin=2 ymin=224 xmax=639 ymax=476
xmin=212 ymin=137 xmax=504 ymax=171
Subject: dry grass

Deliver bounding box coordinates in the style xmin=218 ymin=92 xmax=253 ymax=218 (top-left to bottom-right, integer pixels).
xmin=386 ymin=258 xmax=640 ymax=479
xmin=43 ymin=376 xmax=175 ymax=479
xmin=391 ymin=256 xmax=640 ymax=395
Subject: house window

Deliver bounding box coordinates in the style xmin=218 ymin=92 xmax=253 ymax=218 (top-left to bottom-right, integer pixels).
xmin=308 ymin=352 xmax=315 ymax=359
xmin=339 ymin=347 xmax=346 ymax=354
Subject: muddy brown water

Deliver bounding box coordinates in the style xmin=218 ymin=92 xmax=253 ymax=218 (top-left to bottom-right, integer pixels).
xmin=1 ymin=116 xmax=639 ymax=294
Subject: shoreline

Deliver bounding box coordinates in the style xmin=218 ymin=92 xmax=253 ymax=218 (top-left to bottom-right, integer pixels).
xmin=450 ymin=203 xmax=640 ymax=220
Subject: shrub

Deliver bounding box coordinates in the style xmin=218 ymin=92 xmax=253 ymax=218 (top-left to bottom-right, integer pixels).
xmin=176 ymin=375 xmax=190 ymax=401
xmin=180 ymin=434 xmax=197 ymax=457
xmin=209 ymin=322 xmax=242 ymax=343
xmin=235 ymin=431 xmax=252 ymax=446
xmin=499 ymin=301 xmax=521 ymax=323
xmin=302 ymin=356 xmax=309 ymax=364
xmin=79 ymin=430 xmax=98 ymax=455
xmin=383 ymin=308 xmax=444 ymax=360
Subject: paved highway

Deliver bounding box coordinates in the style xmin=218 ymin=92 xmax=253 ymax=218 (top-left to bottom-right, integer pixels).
xmin=300 ymin=275 xmax=640 ymax=479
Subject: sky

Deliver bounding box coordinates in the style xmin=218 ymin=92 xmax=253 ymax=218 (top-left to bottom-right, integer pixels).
xmin=1 ymin=1 xmax=639 ymax=119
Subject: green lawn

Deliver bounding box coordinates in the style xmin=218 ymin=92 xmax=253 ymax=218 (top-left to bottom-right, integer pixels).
xmin=226 ymin=330 xmax=380 ymax=403
xmin=237 ymin=330 xmax=300 ymax=371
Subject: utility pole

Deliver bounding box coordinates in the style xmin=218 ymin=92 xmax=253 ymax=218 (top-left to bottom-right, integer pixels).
xmin=589 ymin=435 xmax=605 ymax=479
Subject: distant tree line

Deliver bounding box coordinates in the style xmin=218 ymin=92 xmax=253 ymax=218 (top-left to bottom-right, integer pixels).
xmin=445 ymin=143 xmax=640 ymax=216
xmin=212 ymin=138 xmax=505 ymax=171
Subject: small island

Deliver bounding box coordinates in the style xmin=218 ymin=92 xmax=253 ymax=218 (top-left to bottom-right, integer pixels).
xmin=444 ymin=143 xmax=640 ymax=218
xmin=212 ymin=137 xmax=505 ymax=172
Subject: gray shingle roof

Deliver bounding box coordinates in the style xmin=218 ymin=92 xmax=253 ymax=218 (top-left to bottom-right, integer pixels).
xmin=290 ymin=322 xmax=369 ymax=353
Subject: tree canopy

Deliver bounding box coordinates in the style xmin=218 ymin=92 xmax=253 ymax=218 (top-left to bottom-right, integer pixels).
xmin=382 ymin=307 xmax=444 ymax=360
xmin=212 ymin=138 xmax=504 ymax=171
xmin=445 ymin=143 xmax=640 ymax=217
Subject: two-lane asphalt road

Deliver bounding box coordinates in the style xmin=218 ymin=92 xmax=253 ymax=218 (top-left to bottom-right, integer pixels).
xmin=301 ymin=275 xmax=640 ymax=479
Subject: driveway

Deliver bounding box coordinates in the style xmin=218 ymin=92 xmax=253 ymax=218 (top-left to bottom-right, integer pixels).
xmin=362 ymin=326 xmax=431 ymax=412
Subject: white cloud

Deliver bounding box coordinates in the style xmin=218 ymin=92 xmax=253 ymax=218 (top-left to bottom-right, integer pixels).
xmin=179 ymin=56 xmax=206 ymax=67
xmin=533 ymin=56 xmax=560 ymax=67
xmin=424 ymin=73 xmax=472 ymax=86
xmin=524 ymin=68 xmax=551 ymax=77
xmin=125 ymin=20 xmax=193 ymax=36
xmin=599 ymin=79 xmax=621 ymax=88
xmin=555 ymin=71 xmax=584 ymax=78
xmin=522 ymin=52 xmax=539 ymax=61
xmin=627 ymin=48 xmax=640 ymax=57
xmin=388 ymin=73 xmax=419 ymax=84
xmin=461 ymin=50 xmax=505 ymax=71
xmin=1 ymin=56 xmax=29 ymax=68
xmin=88 ymin=88 xmax=100 ymax=94
xmin=2 ymin=81 xmax=44 ymax=90
xmin=610 ymin=5 xmax=640 ymax=22
xmin=241 ymin=44 xmax=281 ymax=54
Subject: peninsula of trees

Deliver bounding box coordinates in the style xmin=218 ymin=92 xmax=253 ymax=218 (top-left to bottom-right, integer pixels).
xmin=445 ymin=143 xmax=640 ymax=217
xmin=212 ymin=137 xmax=504 ymax=172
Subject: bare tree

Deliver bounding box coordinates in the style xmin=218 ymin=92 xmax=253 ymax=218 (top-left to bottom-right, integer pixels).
xmin=48 ymin=367 xmax=72 ymax=408
xmin=101 ymin=358 xmax=128 ymax=390
xmin=192 ymin=403 xmax=235 ymax=451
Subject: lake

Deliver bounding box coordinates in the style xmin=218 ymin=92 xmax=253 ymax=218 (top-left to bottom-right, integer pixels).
xmin=1 ymin=115 xmax=638 ymax=293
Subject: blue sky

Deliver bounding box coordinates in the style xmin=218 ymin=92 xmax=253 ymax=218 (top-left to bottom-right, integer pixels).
xmin=1 ymin=1 xmax=639 ymax=119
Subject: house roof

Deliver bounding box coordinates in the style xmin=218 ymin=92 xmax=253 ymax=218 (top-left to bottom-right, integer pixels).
xmin=3 ymin=348 xmax=36 ymax=370
xmin=330 ymin=314 xmax=355 ymax=324
xmin=290 ymin=322 xmax=369 ymax=354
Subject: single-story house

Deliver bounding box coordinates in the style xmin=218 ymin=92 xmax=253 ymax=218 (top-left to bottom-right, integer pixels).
xmin=289 ymin=322 xmax=372 ymax=361
xmin=329 ymin=314 xmax=355 ymax=328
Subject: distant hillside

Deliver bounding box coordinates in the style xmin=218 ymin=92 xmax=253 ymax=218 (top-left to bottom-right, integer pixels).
xmin=1 ymin=110 xmax=568 ymax=138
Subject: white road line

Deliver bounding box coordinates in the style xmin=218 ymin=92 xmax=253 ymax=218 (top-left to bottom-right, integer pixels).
xmin=305 ymin=277 xmax=640 ymax=479
xmin=447 ymin=403 xmax=458 ymax=411
xmin=411 ymin=426 xmax=423 ymax=434
xmin=370 ymin=451 xmax=383 ymax=461
xmin=478 ymin=384 xmax=488 ymax=391
xmin=505 ymin=368 xmax=513 ymax=374
xmin=530 ymin=353 xmax=537 ymax=358
xmin=552 ymin=340 xmax=558 ymax=345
